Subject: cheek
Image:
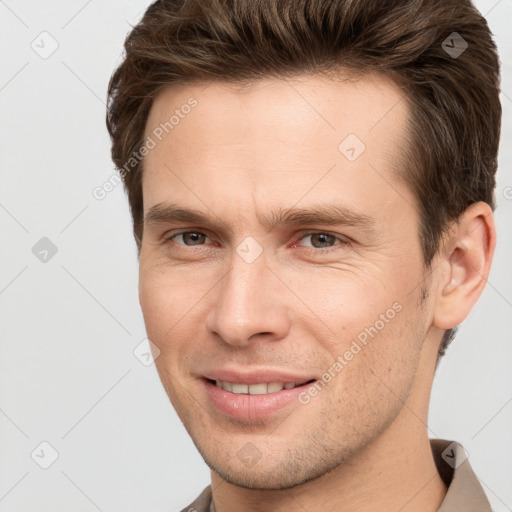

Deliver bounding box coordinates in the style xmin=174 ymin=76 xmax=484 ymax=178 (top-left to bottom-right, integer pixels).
xmin=139 ymin=271 xmax=193 ymax=403
xmin=346 ymin=294 xmax=426 ymax=398
xmin=139 ymin=274 xmax=171 ymax=340
xmin=139 ymin=264 xmax=202 ymax=339
xmin=300 ymin=265 xmax=425 ymax=390
xmin=286 ymin=266 xmax=401 ymax=342
xmin=138 ymin=263 xmax=217 ymax=386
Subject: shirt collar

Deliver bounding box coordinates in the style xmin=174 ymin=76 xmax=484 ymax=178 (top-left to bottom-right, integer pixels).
xmin=431 ymin=439 xmax=492 ymax=511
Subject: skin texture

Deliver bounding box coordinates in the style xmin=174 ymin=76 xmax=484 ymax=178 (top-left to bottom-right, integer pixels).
xmin=138 ymin=73 xmax=495 ymax=512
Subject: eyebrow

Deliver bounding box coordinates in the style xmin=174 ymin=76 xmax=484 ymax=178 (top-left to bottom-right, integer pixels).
xmin=144 ymin=202 xmax=376 ymax=234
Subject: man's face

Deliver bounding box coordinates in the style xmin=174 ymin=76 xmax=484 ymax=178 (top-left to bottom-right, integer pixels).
xmin=139 ymin=74 xmax=436 ymax=489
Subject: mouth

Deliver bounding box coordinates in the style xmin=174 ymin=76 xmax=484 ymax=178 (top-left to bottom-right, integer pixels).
xmin=205 ymin=378 xmax=316 ymax=395
xmin=201 ymin=377 xmax=318 ymax=419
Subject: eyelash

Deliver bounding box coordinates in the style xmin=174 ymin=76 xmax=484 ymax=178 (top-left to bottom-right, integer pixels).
xmin=165 ymin=230 xmax=351 ymax=255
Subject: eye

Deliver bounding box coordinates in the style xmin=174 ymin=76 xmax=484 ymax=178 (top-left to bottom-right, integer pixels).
xmin=296 ymin=232 xmax=350 ymax=251
xmin=168 ymin=231 xmax=210 ymax=246
xmin=165 ymin=230 xmax=349 ymax=253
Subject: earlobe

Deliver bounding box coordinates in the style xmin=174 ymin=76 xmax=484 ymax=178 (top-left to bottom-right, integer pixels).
xmin=433 ymin=202 xmax=496 ymax=330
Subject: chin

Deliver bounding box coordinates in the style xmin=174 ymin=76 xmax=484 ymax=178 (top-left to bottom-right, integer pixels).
xmin=210 ymin=465 xmax=314 ymax=490
xmin=198 ymin=443 xmax=347 ymax=491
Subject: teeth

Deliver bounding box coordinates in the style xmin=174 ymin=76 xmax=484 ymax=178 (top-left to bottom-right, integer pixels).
xmin=248 ymin=383 xmax=268 ymax=395
xmin=214 ymin=381 xmax=303 ymax=394
xmin=267 ymin=382 xmax=284 ymax=393
xmin=231 ymin=383 xmax=248 ymax=394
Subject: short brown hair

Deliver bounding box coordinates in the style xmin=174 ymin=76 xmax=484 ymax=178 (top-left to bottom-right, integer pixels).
xmin=106 ymin=0 xmax=501 ymax=358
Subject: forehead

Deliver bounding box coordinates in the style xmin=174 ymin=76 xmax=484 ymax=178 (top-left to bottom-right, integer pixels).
xmin=141 ymin=72 xmax=414 ymax=225
xmin=145 ymin=72 xmax=409 ymax=150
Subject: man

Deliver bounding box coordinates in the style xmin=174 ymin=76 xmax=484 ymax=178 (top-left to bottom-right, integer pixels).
xmin=106 ymin=0 xmax=501 ymax=510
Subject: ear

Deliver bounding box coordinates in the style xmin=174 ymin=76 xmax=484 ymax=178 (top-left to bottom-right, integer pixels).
xmin=432 ymin=201 xmax=496 ymax=330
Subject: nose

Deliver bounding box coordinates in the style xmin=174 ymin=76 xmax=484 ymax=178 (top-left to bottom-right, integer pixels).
xmin=205 ymin=250 xmax=290 ymax=347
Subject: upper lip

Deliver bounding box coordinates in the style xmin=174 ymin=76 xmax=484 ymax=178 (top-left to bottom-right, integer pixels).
xmin=202 ymin=367 xmax=317 ymax=385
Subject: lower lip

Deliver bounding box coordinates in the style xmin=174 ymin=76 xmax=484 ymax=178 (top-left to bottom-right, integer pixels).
xmin=202 ymin=379 xmax=315 ymax=420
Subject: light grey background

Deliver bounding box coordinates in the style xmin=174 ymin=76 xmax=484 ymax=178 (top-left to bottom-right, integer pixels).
xmin=0 ymin=1 xmax=510 ymax=510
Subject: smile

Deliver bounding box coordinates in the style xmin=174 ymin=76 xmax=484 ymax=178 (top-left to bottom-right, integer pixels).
xmin=202 ymin=378 xmax=317 ymax=419
xmin=213 ymin=380 xmax=313 ymax=394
